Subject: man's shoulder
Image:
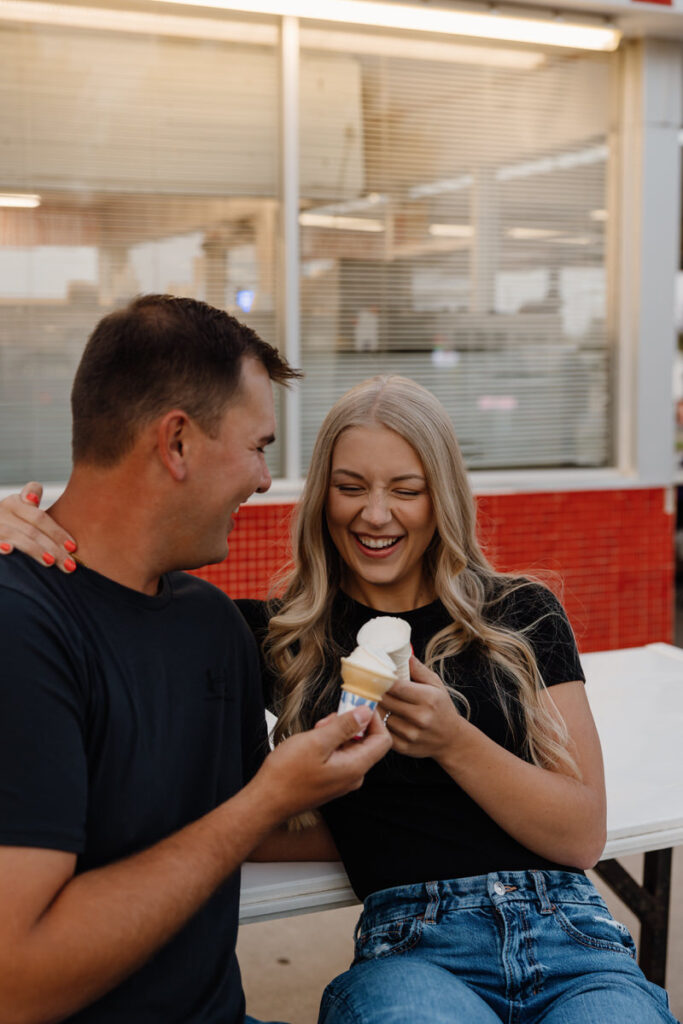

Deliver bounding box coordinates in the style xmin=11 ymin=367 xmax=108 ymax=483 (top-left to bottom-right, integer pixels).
xmin=169 ymin=572 xmax=256 ymax=636
xmin=0 ymin=552 xmax=68 ymax=615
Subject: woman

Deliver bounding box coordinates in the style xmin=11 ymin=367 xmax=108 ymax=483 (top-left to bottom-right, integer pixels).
xmin=0 ymin=376 xmax=677 ymax=1024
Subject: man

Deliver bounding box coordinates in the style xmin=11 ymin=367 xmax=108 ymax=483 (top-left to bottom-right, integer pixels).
xmin=0 ymin=295 xmax=390 ymax=1023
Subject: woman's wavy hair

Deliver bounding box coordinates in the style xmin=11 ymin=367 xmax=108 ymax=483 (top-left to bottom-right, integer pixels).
xmin=265 ymin=375 xmax=579 ymax=780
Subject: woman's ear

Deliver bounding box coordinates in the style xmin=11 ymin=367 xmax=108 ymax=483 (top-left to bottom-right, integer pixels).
xmin=156 ymin=409 xmax=191 ymax=482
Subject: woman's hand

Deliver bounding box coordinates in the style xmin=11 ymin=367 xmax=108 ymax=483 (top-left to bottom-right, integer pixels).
xmin=0 ymin=483 xmax=78 ymax=573
xmin=378 ymin=655 xmax=462 ymax=761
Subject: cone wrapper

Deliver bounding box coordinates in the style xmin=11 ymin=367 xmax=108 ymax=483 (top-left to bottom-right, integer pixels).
xmin=338 ymin=660 xmax=396 ymax=736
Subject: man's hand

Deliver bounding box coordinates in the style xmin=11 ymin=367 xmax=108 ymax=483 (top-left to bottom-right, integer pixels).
xmin=0 ymin=482 xmax=78 ymax=572
xmin=252 ymin=708 xmax=391 ymax=822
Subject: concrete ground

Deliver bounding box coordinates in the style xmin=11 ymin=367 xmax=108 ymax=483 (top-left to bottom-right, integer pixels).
xmin=238 ymin=591 xmax=683 ymax=1023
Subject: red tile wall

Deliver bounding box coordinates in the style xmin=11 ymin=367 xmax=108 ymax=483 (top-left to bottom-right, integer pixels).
xmin=191 ymin=487 xmax=674 ymax=653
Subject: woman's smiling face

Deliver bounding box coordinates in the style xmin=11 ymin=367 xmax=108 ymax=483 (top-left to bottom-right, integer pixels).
xmin=325 ymin=423 xmax=437 ymax=610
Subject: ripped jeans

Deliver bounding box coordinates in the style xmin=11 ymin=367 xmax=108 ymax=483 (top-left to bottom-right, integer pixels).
xmin=318 ymin=870 xmax=679 ymax=1024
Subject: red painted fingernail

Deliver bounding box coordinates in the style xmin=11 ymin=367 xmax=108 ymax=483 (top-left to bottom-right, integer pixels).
xmin=64 ymin=540 xmax=77 ymax=553
xmin=0 ymin=543 xmax=11 ymax=553
xmin=42 ymin=552 xmax=55 ymax=566
xmin=25 ymin=492 xmax=40 ymax=506
xmin=64 ymin=557 xmax=77 ymax=572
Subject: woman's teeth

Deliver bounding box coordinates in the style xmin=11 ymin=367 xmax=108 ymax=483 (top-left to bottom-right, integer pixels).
xmin=358 ymin=536 xmax=400 ymax=550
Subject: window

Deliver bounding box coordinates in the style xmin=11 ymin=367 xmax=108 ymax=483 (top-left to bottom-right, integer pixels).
xmin=299 ymin=27 xmax=613 ymax=470
xmin=0 ymin=10 xmax=615 ymax=483
xmin=0 ymin=11 xmax=282 ymax=482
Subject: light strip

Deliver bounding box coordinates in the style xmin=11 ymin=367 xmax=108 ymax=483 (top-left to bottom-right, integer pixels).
xmin=300 ymin=27 xmax=545 ymax=68
xmin=150 ymin=0 xmax=621 ymax=52
xmin=0 ymin=192 xmax=41 ymax=208
xmin=0 ymin=0 xmax=277 ymax=43
xmin=0 ymin=0 xmax=620 ymax=53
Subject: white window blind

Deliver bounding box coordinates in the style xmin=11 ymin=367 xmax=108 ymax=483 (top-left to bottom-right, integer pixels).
xmin=0 ymin=12 xmax=283 ymax=482
xmin=299 ymin=28 xmax=613 ymax=471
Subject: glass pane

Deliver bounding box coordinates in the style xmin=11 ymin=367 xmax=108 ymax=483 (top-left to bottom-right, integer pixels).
xmin=299 ymin=27 xmax=613 ymax=471
xmin=0 ymin=12 xmax=282 ymax=484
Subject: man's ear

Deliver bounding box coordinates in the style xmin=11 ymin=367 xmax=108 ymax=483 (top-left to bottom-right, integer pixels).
xmin=156 ymin=410 xmax=192 ymax=482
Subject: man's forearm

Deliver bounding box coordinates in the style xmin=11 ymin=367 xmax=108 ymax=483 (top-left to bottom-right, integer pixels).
xmin=1 ymin=706 xmax=389 ymax=1024
xmin=249 ymin=820 xmax=340 ymax=862
xmin=3 ymin=782 xmax=280 ymax=1024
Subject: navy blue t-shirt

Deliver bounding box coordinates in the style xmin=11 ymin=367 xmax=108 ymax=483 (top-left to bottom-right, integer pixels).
xmin=0 ymin=553 xmax=269 ymax=1023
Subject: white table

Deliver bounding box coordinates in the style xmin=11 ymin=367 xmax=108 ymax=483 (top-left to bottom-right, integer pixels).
xmin=241 ymin=643 xmax=683 ymax=984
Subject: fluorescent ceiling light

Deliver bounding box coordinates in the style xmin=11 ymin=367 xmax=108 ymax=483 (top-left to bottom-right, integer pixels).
xmin=299 ymin=212 xmax=384 ymax=231
xmin=410 ymin=175 xmax=473 ymax=200
xmin=497 ymin=144 xmax=608 ymax=181
xmin=549 ymin=235 xmax=592 ymax=245
xmin=300 ymin=27 xmax=545 ymax=69
xmin=153 ymin=0 xmax=621 ymax=52
xmin=507 ymin=227 xmax=561 ymax=239
xmin=303 ymin=193 xmax=388 ymax=217
xmin=409 ymin=144 xmax=608 ymax=200
xmin=0 ymin=192 xmax=41 ymax=208
xmin=0 ymin=0 xmax=277 ymax=43
xmin=429 ymin=223 xmax=474 ymax=238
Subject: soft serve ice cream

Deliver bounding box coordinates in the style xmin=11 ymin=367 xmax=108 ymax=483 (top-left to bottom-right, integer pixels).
xmin=356 ymin=616 xmax=412 ymax=680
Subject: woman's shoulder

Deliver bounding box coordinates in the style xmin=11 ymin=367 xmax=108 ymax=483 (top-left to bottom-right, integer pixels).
xmin=485 ymin=577 xmax=568 ymax=626
xmin=235 ymin=597 xmax=281 ymax=637
xmin=486 ymin=577 xmax=584 ymax=684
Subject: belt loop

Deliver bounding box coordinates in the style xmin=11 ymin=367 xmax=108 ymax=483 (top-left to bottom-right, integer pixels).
xmin=532 ymin=871 xmax=554 ymax=914
xmin=425 ymin=881 xmax=440 ymax=925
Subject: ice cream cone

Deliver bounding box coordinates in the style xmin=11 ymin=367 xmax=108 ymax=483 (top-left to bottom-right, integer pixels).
xmin=340 ymin=660 xmax=395 ymax=702
xmin=337 ymin=647 xmax=397 ymax=733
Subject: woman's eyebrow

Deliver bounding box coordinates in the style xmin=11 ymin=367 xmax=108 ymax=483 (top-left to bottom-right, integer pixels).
xmin=330 ymin=469 xmax=425 ymax=483
xmin=330 ymin=469 xmax=364 ymax=479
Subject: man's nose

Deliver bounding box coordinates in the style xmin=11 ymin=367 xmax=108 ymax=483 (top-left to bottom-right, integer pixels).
xmin=256 ymin=461 xmax=272 ymax=494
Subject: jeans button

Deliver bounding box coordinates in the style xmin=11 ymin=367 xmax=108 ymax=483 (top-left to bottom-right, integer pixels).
xmin=493 ymin=881 xmax=506 ymax=896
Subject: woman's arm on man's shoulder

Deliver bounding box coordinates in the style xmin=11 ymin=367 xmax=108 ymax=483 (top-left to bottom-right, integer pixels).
xmin=0 ymin=482 xmax=78 ymax=572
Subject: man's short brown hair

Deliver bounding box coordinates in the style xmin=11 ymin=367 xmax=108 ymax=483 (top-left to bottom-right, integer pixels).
xmin=71 ymin=294 xmax=300 ymax=466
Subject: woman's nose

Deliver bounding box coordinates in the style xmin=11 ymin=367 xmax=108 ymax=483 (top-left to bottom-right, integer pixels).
xmin=361 ymin=492 xmax=392 ymax=526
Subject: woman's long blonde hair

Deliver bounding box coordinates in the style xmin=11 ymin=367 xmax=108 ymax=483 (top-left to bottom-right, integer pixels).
xmin=265 ymin=375 xmax=579 ymax=779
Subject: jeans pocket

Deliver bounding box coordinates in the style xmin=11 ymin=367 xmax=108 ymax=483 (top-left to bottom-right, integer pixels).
xmin=353 ymin=913 xmax=424 ymax=964
xmin=551 ymin=900 xmax=637 ymax=958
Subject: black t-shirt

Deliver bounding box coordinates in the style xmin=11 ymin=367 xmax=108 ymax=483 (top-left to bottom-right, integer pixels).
xmin=238 ymin=583 xmax=585 ymax=901
xmin=0 ymin=553 xmax=269 ymax=1024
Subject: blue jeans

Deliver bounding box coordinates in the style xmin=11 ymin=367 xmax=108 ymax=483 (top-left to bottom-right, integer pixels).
xmin=318 ymin=870 xmax=679 ymax=1024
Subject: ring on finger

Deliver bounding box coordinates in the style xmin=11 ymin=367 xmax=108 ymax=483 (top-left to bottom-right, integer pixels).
xmin=382 ymin=711 xmax=392 ymax=726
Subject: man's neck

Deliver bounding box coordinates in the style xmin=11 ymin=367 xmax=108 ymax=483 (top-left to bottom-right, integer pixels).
xmin=50 ymin=467 xmax=165 ymax=596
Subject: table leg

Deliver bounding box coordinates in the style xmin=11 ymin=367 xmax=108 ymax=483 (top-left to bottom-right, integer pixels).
xmin=593 ymin=849 xmax=672 ymax=987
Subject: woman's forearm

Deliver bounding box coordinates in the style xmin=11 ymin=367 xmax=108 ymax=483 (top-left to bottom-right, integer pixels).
xmin=437 ymin=716 xmax=606 ymax=869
